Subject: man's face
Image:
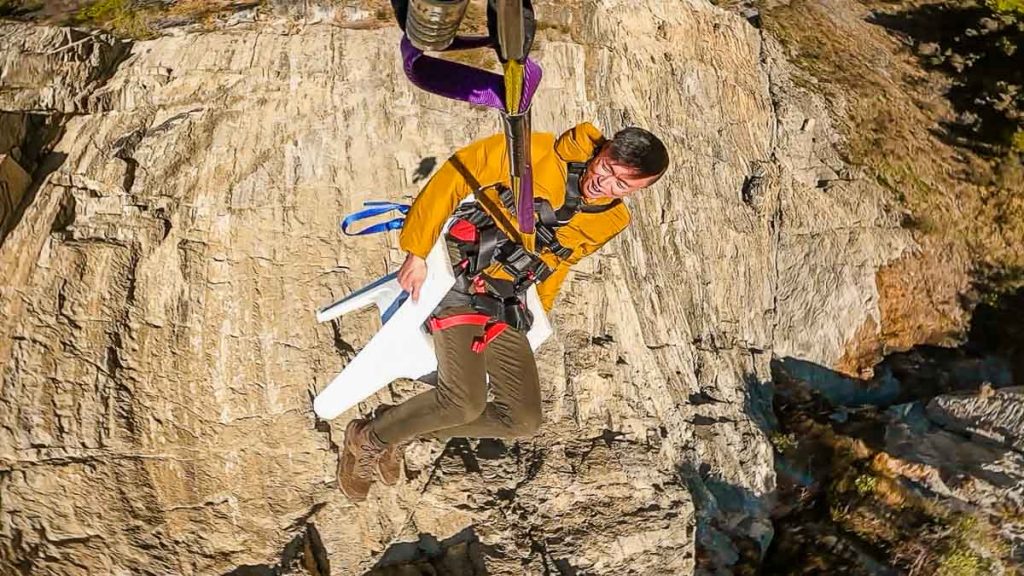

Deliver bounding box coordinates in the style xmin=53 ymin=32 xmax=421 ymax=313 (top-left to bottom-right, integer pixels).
xmin=580 ymin=145 xmax=662 ymax=200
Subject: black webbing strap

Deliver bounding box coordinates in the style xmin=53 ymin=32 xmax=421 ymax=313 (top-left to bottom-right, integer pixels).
xmin=475 ymin=227 xmax=501 ymax=273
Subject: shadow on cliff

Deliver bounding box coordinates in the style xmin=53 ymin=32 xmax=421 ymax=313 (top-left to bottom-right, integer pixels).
xmin=362 ymin=526 xmax=490 ymax=576
xmin=0 ymin=146 xmax=68 ymax=248
xmin=689 ymin=288 xmax=1024 ymax=573
xmin=763 ymin=286 xmax=1024 ymax=574
xmin=682 ymin=372 xmax=777 ymax=575
xmin=683 ymin=461 xmax=772 ymax=576
xmin=226 ymin=522 xmax=330 ymax=576
xmin=763 ymin=351 xmax=1022 ymax=574
xmin=771 ymin=351 xmax=1020 ymax=500
xmin=773 ymin=282 xmax=1022 ymax=413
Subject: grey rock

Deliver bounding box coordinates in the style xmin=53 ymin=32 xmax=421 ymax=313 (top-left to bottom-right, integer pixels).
xmin=0 ymin=24 xmax=129 ymax=113
xmin=886 ymin=400 xmax=1024 ymax=562
xmin=927 ymin=386 xmax=1024 ymax=454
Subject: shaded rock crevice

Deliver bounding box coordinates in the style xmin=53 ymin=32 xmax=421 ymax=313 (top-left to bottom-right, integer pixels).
xmin=227 ymin=523 xmax=331 ymax=576
xmin=766 ymin=289 xmax=1024 ymax=573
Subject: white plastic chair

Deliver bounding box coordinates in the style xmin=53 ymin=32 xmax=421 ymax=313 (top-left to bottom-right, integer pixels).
xmin=313 ymin=217 xmax=552 ymax=420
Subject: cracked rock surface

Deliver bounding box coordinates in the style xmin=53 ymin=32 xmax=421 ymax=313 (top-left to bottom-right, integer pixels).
xmin=0 ymin=1 xmax=910 ymax=573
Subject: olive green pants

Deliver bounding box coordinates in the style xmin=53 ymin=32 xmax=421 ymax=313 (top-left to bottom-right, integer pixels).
xmin=368 ymin=308 xmax=542 ymax=445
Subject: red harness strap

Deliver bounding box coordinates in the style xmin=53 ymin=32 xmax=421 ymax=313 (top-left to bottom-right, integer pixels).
xmin=426 ymin=313 xmax=509 ymax=353
xmin=448 ymin=219 xmax=478 ymax=243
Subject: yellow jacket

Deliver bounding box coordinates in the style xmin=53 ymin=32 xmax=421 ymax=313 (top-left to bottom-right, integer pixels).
xmin=399 ymin=122 xmax=631 ymax=311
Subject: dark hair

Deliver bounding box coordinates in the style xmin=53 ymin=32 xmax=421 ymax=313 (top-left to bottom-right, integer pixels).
xmin=607 ymin=127 xmax=669 ymax=179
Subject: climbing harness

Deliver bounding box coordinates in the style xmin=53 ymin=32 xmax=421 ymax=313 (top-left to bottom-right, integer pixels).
xmin=338 ymin=160 xmax=618 ymax=354
xmin=426 ymin=313 xmax=508 ymax=353
xmin=422 ymin=161 xmax=622 ymax=351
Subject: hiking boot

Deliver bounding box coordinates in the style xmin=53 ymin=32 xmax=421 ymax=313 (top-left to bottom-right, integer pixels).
xmin=377 ymin=441 xmax=406 ymax=486
xmin=373 ymin=404 xmax=406 ymax=486
xmin=337 ymin=418 xmax=385 ymax=502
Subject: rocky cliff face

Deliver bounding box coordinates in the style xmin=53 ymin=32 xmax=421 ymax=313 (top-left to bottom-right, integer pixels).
xmin=0 ymin=1 xmax=912 ymax=574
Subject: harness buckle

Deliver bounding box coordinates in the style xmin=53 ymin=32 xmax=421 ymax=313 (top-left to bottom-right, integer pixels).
xmin=472 ymin=275 xmax=488 ymax=294
xmin=424 ymin=312 xmax=509 ymax=354
xmin=471 ymin=322 xmax=508 ymax=353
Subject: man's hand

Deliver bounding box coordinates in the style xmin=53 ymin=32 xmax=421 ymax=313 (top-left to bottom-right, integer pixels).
xmin=397 ymin=253 xmax=427 ymax=302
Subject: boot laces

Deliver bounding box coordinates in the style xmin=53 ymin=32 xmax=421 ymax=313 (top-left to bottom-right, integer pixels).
xmin=382 ymin=441 xmax=406 ymax=461
xmin=354 ymin=438 xmax=384 ymax=478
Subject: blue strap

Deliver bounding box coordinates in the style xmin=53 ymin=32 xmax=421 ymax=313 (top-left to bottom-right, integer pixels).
xmin=380 ymin=291 xmax=409 ymax=325
xmin=341 ymin=201 xmax=411 ymax=236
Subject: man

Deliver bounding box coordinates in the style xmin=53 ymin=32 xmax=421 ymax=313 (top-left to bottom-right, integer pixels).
xmin=339 ymin=122 xmax=668 ymax=501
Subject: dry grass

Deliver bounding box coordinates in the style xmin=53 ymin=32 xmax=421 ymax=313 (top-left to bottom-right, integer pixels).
xmin=759 ymin=0 xmax=1024 ymax=293
xmin=830 ymin=430 xmax=1006 ymax=573
xmin=71 ymin=0 xmax=154 ymax=38
xmin=66 ymin=0 xmax=237 ymax=37
xmin=757 ymin=0 xmax=1024 ymax=376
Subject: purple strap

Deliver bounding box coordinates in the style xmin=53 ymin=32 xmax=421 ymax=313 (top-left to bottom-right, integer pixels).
xmin=401 ymin=35 xmax=542 ymax=240
xmin=400 ymin=36 xmax=542 ymax=114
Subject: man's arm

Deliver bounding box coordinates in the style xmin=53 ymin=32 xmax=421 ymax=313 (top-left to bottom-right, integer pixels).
xmin=534 ymin=252 xmax=584 ymax=312
xmin=397 ymin=133 xmax=505 ymax=301
xmin=535 ymin=206 xmax=631 ymax=312
xmin=399 ymin=133 xmax=505 ymax=259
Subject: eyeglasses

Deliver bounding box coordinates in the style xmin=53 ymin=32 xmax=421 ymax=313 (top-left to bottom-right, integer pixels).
xmin=591 ymin=156 xmax=636 ymax=197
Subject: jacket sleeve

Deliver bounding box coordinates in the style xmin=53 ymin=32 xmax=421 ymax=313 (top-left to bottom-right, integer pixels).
xmin=534 ymin=252 xmax=585 ymax=313
xmin=535 ymin=207 xmax=631 ymax=312
xmin=556 ymin=122 xmax=606 ymax=159
xmin=399 ymin=134 xmax=506 ymax=258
